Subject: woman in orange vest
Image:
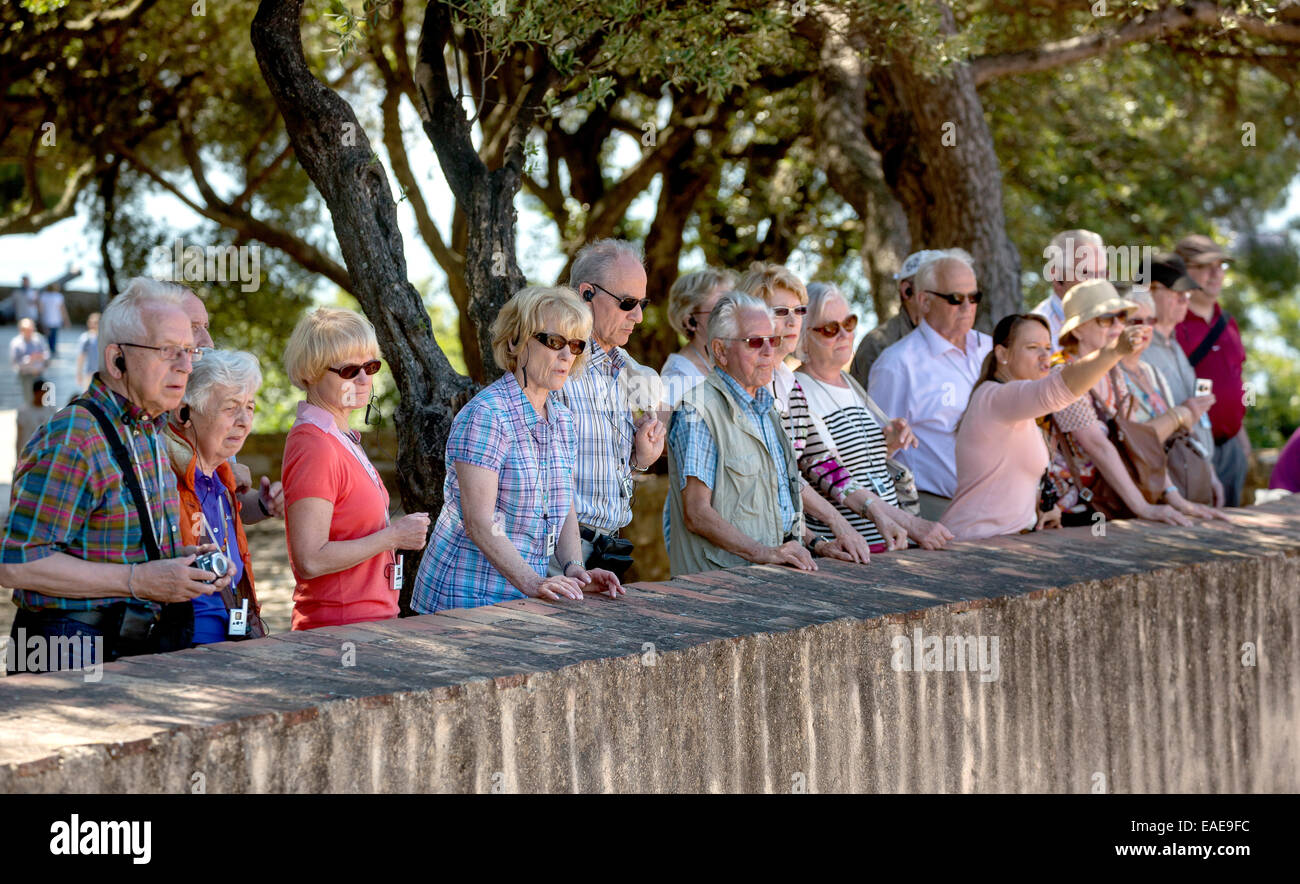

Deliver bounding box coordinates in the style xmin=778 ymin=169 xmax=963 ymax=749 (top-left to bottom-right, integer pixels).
xmin=164 ymin=349 xmax=268 ymax=642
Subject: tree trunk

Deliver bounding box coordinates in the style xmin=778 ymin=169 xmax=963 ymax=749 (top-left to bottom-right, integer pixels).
xmin=251 ymin=0 xmax=477 ymax=613
xmin=867 ymin=6 xmax=1022 ymax=326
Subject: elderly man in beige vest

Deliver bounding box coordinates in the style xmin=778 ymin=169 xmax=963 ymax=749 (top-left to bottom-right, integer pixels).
xmin=665 ymin=293 xmax=858 ymax=577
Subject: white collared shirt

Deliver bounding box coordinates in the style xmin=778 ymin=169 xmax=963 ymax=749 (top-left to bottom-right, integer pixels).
xmin=866 ymin=319 xmax=992 ymax=498
xmin=1031 ymin=293 xmax=1065 ymax=354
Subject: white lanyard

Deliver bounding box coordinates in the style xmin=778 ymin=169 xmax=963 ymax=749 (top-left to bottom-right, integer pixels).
xmin=126 ymin=423 xmax=172 ymax=550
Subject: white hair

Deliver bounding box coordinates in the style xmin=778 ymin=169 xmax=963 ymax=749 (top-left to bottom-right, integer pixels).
xmin=568 ymin=238 xmax=644 ymax=292
xmin=799 ymin=282 xmax=850 ymax=362
xmin=1045 ymin=229 xmax=1104 ymax=283
xmin=706 ymin=292 xmax=772 ymax=357
xmin=100 ymin=277 xmax=191 ymax=374
xmin=914 ymin=253 xmax=976 ymax=297
xmin=184 ymin=349 xmax=262 ymax=417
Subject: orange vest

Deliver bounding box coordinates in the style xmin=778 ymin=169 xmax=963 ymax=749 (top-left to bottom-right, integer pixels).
xmin=164 ymin=422 xmax=261 ymax=617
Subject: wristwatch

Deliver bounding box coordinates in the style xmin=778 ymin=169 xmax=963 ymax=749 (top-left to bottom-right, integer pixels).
xmin=562 ymin=559 xmax=585 ymax=575
xmin=804 ymin=536 xmax=824 ymax=556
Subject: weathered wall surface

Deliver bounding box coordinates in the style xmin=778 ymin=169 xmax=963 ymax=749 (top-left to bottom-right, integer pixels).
xmin=2 ymin=498 xmax=1297 ymax=793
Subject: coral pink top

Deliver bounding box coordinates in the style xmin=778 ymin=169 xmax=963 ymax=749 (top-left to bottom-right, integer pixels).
xmin=942 ymin=372 xmax=1077 ymax=541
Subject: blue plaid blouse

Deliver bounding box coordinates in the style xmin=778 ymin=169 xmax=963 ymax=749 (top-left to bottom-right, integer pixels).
xmin=411 ymin=372 xmax=576 ymax=613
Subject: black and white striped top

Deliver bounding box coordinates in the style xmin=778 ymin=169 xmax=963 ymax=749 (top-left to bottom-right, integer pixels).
xmin=796 ymin=372 xmax=898 ymax=546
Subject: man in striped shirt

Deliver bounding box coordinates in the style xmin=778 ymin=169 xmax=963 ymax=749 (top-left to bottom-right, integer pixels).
xmin=0 ymin=279 xmax=233 ymax=670
xmin=552 ymin=239 xmax=666 ymax=574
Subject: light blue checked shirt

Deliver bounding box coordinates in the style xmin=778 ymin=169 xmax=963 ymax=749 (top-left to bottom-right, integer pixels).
xmin=666 ymin=368 xmax=798 ymax=541
xmin=556 ymin=339 xmax=636 ymax=534
xmin=412 ymin=372 xmax=575 ymax=613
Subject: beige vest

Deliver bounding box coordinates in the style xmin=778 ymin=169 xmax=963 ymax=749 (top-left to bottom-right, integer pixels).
xmin=668 ymin=370 xmax=803 ymax=577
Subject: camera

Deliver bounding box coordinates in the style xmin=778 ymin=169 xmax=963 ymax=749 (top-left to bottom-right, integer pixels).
xmin=1038 ymin=472 xmax=1060 ymax=512
xmin=193 ymin=550 xmax=231 ymax=583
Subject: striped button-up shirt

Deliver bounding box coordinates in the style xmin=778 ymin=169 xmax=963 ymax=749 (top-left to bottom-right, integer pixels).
xmin=2 ymin=375 xmax=181 ymax=612
xmin=556 ymin=339 xmax=637 ymax=534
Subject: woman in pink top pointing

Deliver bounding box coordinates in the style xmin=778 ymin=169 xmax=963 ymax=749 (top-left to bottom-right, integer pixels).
xmin=942 ymin=311 xmax=1148 ymax=540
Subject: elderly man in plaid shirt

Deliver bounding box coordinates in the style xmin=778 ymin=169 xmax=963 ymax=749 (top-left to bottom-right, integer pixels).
xmin=0 ymin=278 xmax=233 ymax=671
xmin=550 ymin=239 xmax=666 ymax=578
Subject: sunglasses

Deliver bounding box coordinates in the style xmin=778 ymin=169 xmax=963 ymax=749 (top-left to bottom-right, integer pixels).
xmin=772 ymin=305 xmax=808 ymax=318
xmin=590 ymin=281 xmax=650 ymax=312
xmin=812 ymin=315 xmax=859 ymax=338
xmin=328 ymin=359 xmax=382 ymax=379
xmin=532 ymin=332 xmax=587 ymax=356
xmin=1126 ymin=316 xmax=1153 ymax=327
xmin=722 ymin=335 xmax=785 ymax=349
xmin=924 ymin=290 xmax=983 ymax=306
xmin=1094 ymin=313 xmax=1124 ymax=328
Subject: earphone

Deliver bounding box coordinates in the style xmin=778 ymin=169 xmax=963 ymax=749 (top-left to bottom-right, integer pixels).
xmin=582 ymin=287 xmax=594 ymax=302
xmin=178 ymin=404 xmax=191 ymax=423
xmin=114 ymin=353 xmax=126 ymax=372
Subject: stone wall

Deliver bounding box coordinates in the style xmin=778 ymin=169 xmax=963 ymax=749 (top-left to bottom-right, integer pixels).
xmin=2 ymin=497 xmax=1296 ymax=794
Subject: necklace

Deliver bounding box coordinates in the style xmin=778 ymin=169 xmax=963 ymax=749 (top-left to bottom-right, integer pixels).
xmin=798 ymin=370 xmax=892 ymax=502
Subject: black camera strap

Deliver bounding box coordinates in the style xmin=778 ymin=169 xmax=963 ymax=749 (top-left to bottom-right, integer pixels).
xmin=72 ymin=398 xmax=162 ymax=561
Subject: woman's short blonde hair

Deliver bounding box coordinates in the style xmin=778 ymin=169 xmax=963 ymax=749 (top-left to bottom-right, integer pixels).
xmin=737 ymin=261 xmax=808 ymax=306
xmin=283 ymin=307 xmax=380 ymax=390
xmin=490 ymin=286 xmax=593 ymax=374
xmin=667 ymin=268 xmax=737 ymax=339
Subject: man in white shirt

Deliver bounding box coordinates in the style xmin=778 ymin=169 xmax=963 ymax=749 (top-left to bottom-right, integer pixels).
xmin=867 ymin=254 xmax=992 ymax=520
xmin=1033 ymin=228 xmax=1107 ymax=354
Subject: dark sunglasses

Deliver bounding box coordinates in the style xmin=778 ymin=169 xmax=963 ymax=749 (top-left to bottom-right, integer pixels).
xmin=532 ymin=332 xmax=587 ymax=356
xmin=1094 ymin=313 xmax=1124 ymax=328
xmin=924 ymin=290 xmax=983 ymax=306
xmin=723 ymin=335 xmax=785 ymax=349
xmin=328 ymin=359 xmax=382 ymax=379
xmin=772 ymin=305 xmax=808 ymax=318
xmin=590 ymin=281 xmax=650 ymax=312
xmin=812 ymin=315 xmax=859 ymax=338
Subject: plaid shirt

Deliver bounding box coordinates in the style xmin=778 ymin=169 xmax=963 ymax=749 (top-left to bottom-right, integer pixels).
xmin=556 ymin=339 xmax=636 ymax=534
xmin=3 ymin=375 xmax=181 ymax=612
xmin=412 ymin=372 xmax=576 ymax=613
xmin=667 ymin=368 xmax=798 ymax=537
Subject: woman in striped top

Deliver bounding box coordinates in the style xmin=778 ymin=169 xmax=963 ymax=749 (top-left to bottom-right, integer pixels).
xmin=739 ymin=264 xmax=873 ymax=564
xmin=795 ymin=284 xmax=953 ymax=551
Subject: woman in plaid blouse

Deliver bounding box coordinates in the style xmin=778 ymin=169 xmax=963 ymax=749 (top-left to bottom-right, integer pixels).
xmin=411 ymin=287 xmax=624 ymax=613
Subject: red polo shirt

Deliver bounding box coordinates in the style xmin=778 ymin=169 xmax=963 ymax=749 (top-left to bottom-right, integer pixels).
xmin=1175 ymin=303 xmax=1246 ymax=442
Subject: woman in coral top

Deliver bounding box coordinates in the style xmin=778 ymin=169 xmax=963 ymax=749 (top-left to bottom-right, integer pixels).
xmin=281 ymin=309 xmax=429 ymax=630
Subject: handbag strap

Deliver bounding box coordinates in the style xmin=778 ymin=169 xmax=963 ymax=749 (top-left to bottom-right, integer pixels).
xmin=1187 ymin=311 xmax=1227 ymax=368
xmin=72 ymin=398 xmax=162 ymax=561
xmin=1048 ymin=414 xmax=1095 ymax=505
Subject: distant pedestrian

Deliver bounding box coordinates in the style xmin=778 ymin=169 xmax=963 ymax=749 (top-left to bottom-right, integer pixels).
xmin=37 ymin=283 xmax=70 ymax=353
xmin=10 ymin=318 xmax=50 ymax=378
xmin=76 ymin=312 xmax=100 ymax=390
xmin=15 ymin=377 xmax=56 ymax=460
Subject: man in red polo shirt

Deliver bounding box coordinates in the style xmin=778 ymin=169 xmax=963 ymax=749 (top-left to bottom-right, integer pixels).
xmin=1175 ymin=234 xmax=1249 ymax=506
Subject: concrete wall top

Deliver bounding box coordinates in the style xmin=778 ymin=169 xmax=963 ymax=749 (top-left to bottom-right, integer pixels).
xmin=2 ymin=496 xmax=1298 ymax=781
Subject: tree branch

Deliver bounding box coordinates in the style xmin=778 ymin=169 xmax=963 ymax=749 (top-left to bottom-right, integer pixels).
xmin=972 ymin=0 xmax=1300 ymax=86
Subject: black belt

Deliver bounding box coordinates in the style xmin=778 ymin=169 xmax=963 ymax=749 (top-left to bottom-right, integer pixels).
xmin=27 ymin=605 xmax=129 ymax=629
xmin=579 ymin=525 xmax=618 ymax=543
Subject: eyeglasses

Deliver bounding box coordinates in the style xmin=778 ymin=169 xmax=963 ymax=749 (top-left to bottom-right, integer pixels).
xmin=1126 ymin=316 xmax=1153 ymax=327
xmin=811 ymin=315 xmax=859 ymax=338
xmin=532 ymin=332 xmax=587 ymax=356
xmin=772 ymin=305 xmax=808 ymax=318
xmin=118 ymin=342 xmax=204 ymax=364
xmin=924 ymin=290 xmax=983 ymax=306
xmin=589 ymin=281 xmax=650 ymax=312
xmin=722 ymin=335 xmax=784 ymax=350
xmin=327 ymin=359 xmax=382 ymax=379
